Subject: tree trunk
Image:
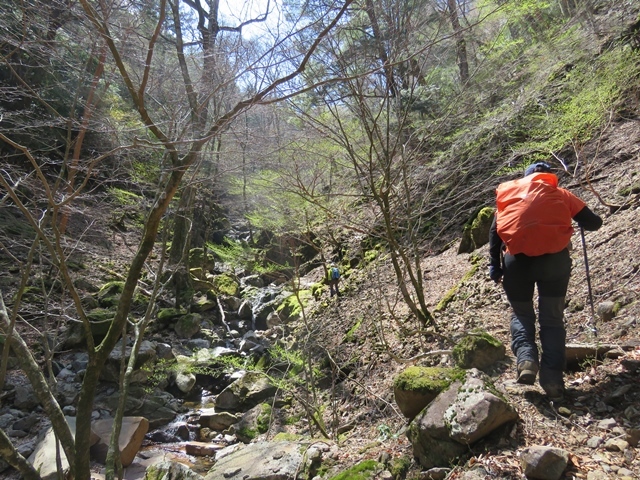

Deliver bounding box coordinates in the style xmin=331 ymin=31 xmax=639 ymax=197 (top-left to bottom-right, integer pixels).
xmin=447 ymin=0 xmax=469 ymax=85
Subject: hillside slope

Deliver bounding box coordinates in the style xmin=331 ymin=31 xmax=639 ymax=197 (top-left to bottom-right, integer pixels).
xmin=303 ymin=116 xmax=640 ymax=478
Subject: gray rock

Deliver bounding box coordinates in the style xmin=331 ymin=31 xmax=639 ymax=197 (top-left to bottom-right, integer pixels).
xmin=520 ymin=446 xmax=569 ymax=480
xmin=597 ymin=418 xmax=617 ymax=430
xmin=13 ymin=413 xmax=39 ymax=432
xmin=186 ymin=338 xmax=211 ymax=351
xmin=225 ymin=296 xmax=242 ymax=312
xmin=444 ymin=372 xmax=518 ymax=445
xmin=156 ymin=343 xmax=174 ymax=360
xmin=215 ymin=371 xmax=277 ymax=412
xmin=603 ymin=438 xmax=629 ymax=452
xmin=422 ymin=467 xmax=451 ymax=480
xmin=90 ymin=416 xmax=149 ymax=466
xmin=199 ymin=409 xmax=238 ymax=431
xmin=407 ymin=369 xmax=517 ymax=469
xmin=238 ymin=300 xmax=253 ymax=319
xmin=28 ymin=417 xmax=100 ymax=480
xmin=596 ymin=301 xmax=616 ymax=321
xmin=204 ymin=441 xmax=304 ymax=480
xmin=175 ymin=371 xmax=197 ymax=394
xmin=587 ymin=436 xmax=603 ymax=448
xmin=14 ymin=384 xmax=39 ymax=410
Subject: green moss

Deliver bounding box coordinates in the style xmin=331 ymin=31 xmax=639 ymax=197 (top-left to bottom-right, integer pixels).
xmin=311 ymin=282 xmax=326 ymax=299
xmin=14 ymin=286 xmax=41 ymax=302
xmin=328 ymin=460 xmax=382 ymax=480
xmin=157 ymin=308 xmax=186 ymax=321
xmin=212 ymin=273 xmax=239 ymax=296
xmin=364 ymin=249 xmax=379 ymax=263
xmin=388 ymin=456 xmax=412 ymax=478
xmin=618 ymin=184 xmax=640 ymax=197
xmin=394 ymin=366 xmax=465 ymax=394
xmin=434 ymin=262 xmax=479 ymax=313
xmin=87 ymin=308 xmax=116 ymax=322
xmin=108 ymin=187 xmax=142 ymax=206
xmin=277 ymin=291 xmax=311 ymax=318
xmin=257 ymin=403 xmax=272 ymax=434
xmin=237 ymin=425 xmax=258 ymax=441
xmin=97 ymin=281 xmax=125 ymax=298
xmin=343 ymin=317 xmax=362 ymax=343
xmin=452 ymin=331 xmax=504 ymax=369
xmin=474 ymin=206 xmax=494 ymax=225
xmin=272 ymin=432 xmax=301 ymax=441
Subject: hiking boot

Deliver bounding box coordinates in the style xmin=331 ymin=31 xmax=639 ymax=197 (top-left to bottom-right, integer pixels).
xmin=516 ymin=361 xmax=538 ymax=385
xmin=542 ymin=383 xmax=565 ymax=402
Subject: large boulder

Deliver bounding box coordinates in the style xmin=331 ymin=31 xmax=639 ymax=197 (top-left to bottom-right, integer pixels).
xmin=28 ymin=417 xmax=100 ymax=480
xmin=90 ymin=416 xmax=149 ymax=467
xmin=215 ymin=371 xmax=277 ymax=413
xmin=407 ymin=369 xmax=518 ymax=469
xmin=204 ymin=441 xmax=305 ymax=480
xmin=101 ymin=340 xmax=157 ymax=384
xmin=97 ymin=387 xmax=180 ymax=429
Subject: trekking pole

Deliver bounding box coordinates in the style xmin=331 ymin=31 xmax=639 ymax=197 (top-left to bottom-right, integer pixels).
xmin=579 ymin=227 xmax=598 ymax=337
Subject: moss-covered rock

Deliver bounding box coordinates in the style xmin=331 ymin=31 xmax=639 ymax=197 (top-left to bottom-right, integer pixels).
xmin=174 ymin=313 xmax=202 ymax=339
xmin=394 ymin=366 xmax=466 ymax=420
xmin=235 ymin=403 xmax=273 ymax=443
xmin=276 ymin=291 xmax=310 ymax=320
xmin=452 ymin=331 xmax=505 ymax=370
xmin=212 ymin=273 xmax=239 ymax=297
xmin=458 ymin=206 xmax=495 ymax=254
xmin=157 ymin=308 xmax=187 ymax=326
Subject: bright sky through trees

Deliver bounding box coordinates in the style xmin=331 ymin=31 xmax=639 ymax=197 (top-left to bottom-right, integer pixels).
xmin=219 ymin=0 xmax=281 ymax=38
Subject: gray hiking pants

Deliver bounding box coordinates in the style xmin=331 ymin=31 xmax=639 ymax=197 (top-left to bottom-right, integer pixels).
xmin=502 ymin=249 xmax=572 ymax=387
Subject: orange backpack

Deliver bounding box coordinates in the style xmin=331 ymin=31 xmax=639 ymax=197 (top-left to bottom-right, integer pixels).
xmin=496 ymin=173 xmax=585 ymax=256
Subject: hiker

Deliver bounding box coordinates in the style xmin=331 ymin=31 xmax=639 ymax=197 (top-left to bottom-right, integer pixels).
xmin=488 ymin=162 xmax=602 ymax=400
xmin=328 ymin=264 xmax=341 ymax=297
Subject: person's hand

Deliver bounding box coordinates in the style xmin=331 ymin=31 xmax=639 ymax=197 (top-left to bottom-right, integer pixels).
xmin=489 ymin=266 xmax=503 ymax=283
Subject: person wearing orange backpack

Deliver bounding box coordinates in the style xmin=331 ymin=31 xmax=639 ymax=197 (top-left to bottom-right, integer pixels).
xmin=488 ymin=162 xmax=602 ymax=401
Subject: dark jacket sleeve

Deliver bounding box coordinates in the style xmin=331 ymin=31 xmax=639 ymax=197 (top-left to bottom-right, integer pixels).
xmin=488 ymin=214 xmax=503 ymax=268
xmin=573 ymin=206 xmax=603 ymax=231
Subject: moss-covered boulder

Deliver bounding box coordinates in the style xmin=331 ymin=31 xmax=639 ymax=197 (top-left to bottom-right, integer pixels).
xmin=96 ymin=281 xmax=125 ymax=308
xmin=458 ymin=206 xmax=495 ymax=254
xmin=212 ymin=273 xmax=239 ymax=297
xmin=394 ymin=366 xmax=465 ymax=420
xmin=215 ymin=371 xmax=277 ymax=412
xmin=174 ymin=313 xmax=202 ymax=339
xmin=452 ymin=332 xmax=506 ymax=371
xmin=407 ymin=369 xmax=518 ymax=469
xmin=235 ymin=403 xmax=273 ymax=443
xmin=63 ymin=308 xmax=115 ymax=348
xmin=276 ymin=291 xmax=309 ymax=321
xmin=156 ymin=308 xmax=188 ymax=328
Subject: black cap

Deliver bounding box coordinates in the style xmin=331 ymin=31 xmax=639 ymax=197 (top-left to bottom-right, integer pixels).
xmin=524 ymin=162 xmax=552 ymax=177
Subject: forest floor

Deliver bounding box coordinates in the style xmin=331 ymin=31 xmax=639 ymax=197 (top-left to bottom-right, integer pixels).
xmin=297 ymin=118 xmax=640 ymax=479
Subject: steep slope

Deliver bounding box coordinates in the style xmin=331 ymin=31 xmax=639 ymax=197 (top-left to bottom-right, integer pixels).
xmin=303 ymin=117 xmax=640 ymax=478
